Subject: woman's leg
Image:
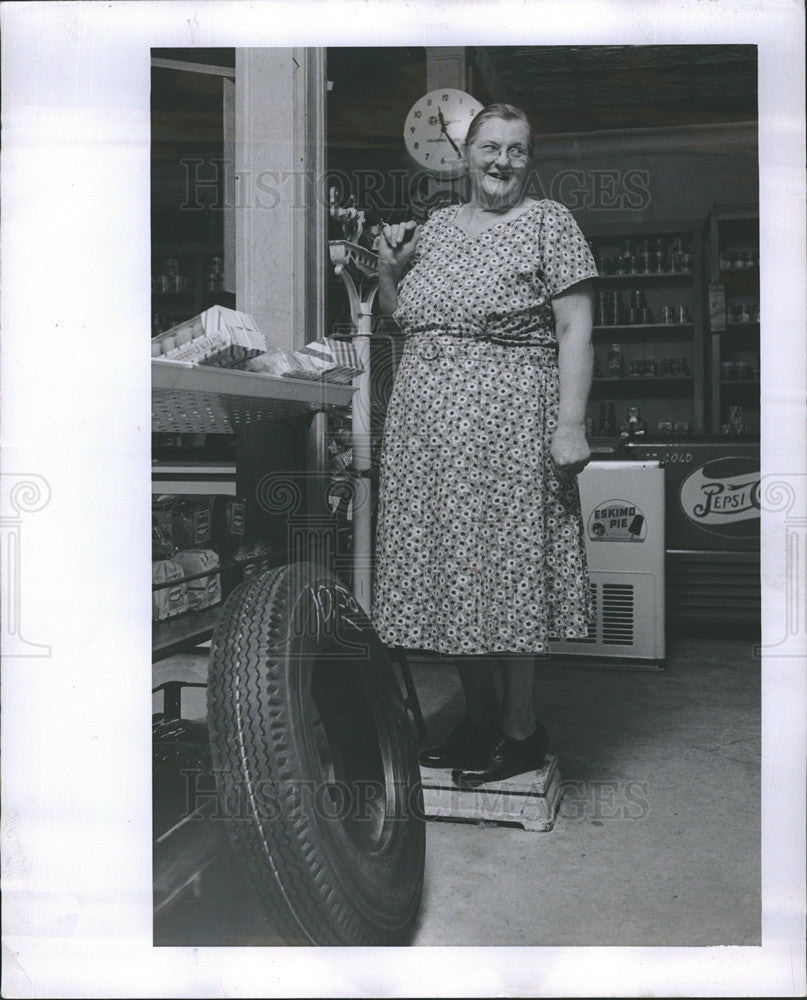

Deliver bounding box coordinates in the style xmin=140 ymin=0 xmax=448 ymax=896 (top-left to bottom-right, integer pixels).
xmin=497 ymin=657 xmax=537 ymax=739
xmin=452 ymin=655 xmax=500 ymax=728
xmin=451 ymin=657 xmax=547 ymax=786
xmin=419 ymin=655 xmax=499 ymax=768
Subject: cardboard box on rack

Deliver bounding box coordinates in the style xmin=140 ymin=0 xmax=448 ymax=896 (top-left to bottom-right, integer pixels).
xmin=152 ymin=305 xmax=266 ymax=368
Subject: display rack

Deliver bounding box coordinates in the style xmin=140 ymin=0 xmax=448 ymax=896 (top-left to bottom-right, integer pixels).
xmin=151 ymin=358 xmax=357 ymax=658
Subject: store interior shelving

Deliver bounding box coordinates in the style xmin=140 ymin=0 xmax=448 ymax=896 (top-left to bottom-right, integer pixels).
xmin=707 ymin=204 xmax=760 ymax=436
xmin=586 ymin=221 xmax=707 ymax=438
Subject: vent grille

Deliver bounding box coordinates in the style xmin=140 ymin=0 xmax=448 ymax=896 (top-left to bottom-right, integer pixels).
xmin=602 ymin=583 xmax=635 ymax=645
xmin=567 ymin=582 xmax=597 ymax=643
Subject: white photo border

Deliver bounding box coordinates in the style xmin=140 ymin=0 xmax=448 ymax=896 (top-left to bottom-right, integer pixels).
xmin=1 ymin=1 xmax=804 ymax=997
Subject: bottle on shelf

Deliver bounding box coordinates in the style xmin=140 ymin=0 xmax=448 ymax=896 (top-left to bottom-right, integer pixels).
xmin=669 ymin=237 xmax=682 ymax=273
xmin=608 ymin=343 xmax=624 ymax=377
xmin=596 ymin=291 xmax=608 ymax=327
xmin=629 ymin=289 xmax=646 ymax=325
xmin=625 ymin=405 xmax=647 ymax=437
xmin=679 ymin=239 xmax=692 ymax=272
xmin=610 ymin=290 xmax=622 ymax=325
xmin=599 ymin=401 xmax=616 ymax=435
xmin=619 ymin=239 xmax=636 ymax=275
xmin=654 ymin=236 xmax=666 ymax=274
xmin=639 ymin=238 xmax=652 ymax=275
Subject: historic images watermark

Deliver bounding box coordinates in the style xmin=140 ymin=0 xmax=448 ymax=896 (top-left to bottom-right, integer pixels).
xmin=179 ymin=770 xmax=651 ymax=826
xmin=1 ymin=474 xmax=52 ymax=659
xmin=180 ymin=159 xmax=652 ymax=215
xmin=755 ymin=474 xmax=807 ymax=657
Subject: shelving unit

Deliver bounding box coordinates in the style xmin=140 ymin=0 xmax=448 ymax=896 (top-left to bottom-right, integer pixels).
xmin=587 ymin=221 xmax=707 ymax=437
xmin=706 ymin=204 xmax=760 ymax=436
xmin=151 ymin=359 xmax=357 ymax=658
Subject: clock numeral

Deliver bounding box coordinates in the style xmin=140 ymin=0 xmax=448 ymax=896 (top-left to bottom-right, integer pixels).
xmin=414 ymin=110 xmax=422 ymax=118
xmin=426 ymin=98 xmax=432 ymax=106
xmin=469 ymin=109 xmax=476 ymax=117
xmin=410 ymin=126 xmax=415 ymax=133
xmin=413 ymin=142 xmax=419 ymax=150
xmin=425 ymin=153 xmax=430 ymax=160
xmin=441 ymin=157 xmax=446 ymax=164
xmin=441 ymin=93 xmax=449 ymax=101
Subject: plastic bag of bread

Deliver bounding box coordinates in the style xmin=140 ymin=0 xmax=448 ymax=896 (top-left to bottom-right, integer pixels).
xmin=152 ymin=560 xmax=189 ymax=621
xmin=173 ymin=549 xmax=222 ymax=611
xmin=245 ymin=348 xmax=298 ymax=377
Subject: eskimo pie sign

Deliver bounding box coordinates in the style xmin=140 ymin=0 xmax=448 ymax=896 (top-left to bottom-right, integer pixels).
xmin=678 ymin=455 xmax=760 ymax=539
xmin=588 ymin=500 xmax=647 ymax=543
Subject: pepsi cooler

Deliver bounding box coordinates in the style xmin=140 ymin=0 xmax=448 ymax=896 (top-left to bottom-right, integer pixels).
xmin=622 ymin=438 xmax=760 ymax=633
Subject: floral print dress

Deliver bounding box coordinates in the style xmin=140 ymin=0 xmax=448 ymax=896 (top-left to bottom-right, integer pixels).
xmin=371 ymin=199 xmax=598 ymax=656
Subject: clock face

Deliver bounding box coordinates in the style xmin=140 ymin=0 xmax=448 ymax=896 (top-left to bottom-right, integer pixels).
xmin=403 ymin=89 xmax=483 ymax=177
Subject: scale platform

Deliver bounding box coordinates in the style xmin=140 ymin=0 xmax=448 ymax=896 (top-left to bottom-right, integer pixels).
xmin=419 ymin=753 xmax=563 ymax=832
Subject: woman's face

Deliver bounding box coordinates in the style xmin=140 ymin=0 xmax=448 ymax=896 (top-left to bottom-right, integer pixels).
xmin=464 ymin=117 xmax=532 ymax=209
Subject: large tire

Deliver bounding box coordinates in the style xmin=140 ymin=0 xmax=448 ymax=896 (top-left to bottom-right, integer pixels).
xmin=207 ymin=561 xmax=425 ymax=945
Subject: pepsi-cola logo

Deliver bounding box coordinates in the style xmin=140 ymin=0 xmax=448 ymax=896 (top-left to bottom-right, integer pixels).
xmin=678 ymin=456 xmax=760 ymax=538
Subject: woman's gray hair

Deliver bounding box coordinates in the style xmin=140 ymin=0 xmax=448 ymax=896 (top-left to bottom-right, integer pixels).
xmin=464 ymin=103 xmax=535 ymax=150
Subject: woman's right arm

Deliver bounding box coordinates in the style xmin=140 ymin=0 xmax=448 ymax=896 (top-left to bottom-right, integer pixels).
xmin=377 ymin=220 xmax=422 ymax=316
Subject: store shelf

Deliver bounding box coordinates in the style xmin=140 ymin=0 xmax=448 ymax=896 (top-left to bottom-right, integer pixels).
xmin=594 ymin=271 xmax=693 ymax=283
xmin=152 ymin=359 xmax=357 ymax=434
xmin=708 ymin=204 xmax=760 ymax=435
xmin=593 ymin=376 xmax=693 ymax=384
xmin=152 ymin=605 xmax=222 ymax=660
xmin=593 ymin=324 xmax=693 ymax=338
xmin=723 ymin=322 xmax=760 ymax=332
xmin=151 ymin=461 xmax=237 ymax=496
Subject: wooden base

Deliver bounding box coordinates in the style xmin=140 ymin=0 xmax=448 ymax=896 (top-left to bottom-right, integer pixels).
xmin=419 ymin=753 xmax=563 ymax=832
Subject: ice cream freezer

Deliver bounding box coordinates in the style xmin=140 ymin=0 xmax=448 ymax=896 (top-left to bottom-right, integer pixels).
xmin=550 ymin=458 xmax=666 ymax=668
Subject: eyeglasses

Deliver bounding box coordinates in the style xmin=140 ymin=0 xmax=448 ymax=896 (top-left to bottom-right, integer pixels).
xmin=472 ymin=142 xmax=530 ymax=164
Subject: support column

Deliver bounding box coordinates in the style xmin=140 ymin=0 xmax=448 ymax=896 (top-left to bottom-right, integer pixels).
xmin=235 ymin=48 xmax=326 ymax=351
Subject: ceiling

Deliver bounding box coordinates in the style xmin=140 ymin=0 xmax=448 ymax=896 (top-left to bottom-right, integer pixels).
xmin=326 ymin=44 xmax=758 ymax=146
xmin=475 ymin=45 xmax=758 ymax=134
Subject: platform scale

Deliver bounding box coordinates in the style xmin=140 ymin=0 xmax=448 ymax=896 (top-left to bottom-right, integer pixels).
xmin=329 ymin=236 xmax=564 ymax=832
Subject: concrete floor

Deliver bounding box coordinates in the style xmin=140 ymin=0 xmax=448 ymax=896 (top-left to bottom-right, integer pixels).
xmin=153 ymin=635 xmax=760 ymax=947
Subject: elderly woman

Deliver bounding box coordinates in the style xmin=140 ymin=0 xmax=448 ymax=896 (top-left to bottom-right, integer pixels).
xmin=372 ymin=103 xmax=597 ymax=787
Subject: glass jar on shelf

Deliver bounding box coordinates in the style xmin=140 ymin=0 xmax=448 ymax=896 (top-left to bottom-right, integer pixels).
xmin=164 ymin=257 xmax=183 ymax=294
xmin=608 ymin=343 xmax=624 ymax=377
xmin=206 ymin=256 xmax=225 ymax=293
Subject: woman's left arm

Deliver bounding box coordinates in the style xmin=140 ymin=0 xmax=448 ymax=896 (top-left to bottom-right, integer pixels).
xmin=550 ymin=279 xmax=594 ymax=476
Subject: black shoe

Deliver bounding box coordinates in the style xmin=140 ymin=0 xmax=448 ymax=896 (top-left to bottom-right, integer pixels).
xmin=418 ymin=718 xmax=499 ymax=770
xmin=451 ymin=724 xmax=549 ymax=788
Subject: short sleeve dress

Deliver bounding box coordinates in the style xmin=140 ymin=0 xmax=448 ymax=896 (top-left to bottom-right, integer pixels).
xmin=371 ymin=198 xmax=599 ymax=656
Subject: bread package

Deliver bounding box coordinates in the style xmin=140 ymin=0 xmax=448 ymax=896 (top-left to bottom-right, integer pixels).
xmin=152 ymin=560 xmax=189 ymax=621
xmin=173 ymin=549 xmax=222 ymax=611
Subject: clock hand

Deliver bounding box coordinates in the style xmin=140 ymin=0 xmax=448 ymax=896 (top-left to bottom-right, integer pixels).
xmin=437 ymin=110 xmax=462 ymax=155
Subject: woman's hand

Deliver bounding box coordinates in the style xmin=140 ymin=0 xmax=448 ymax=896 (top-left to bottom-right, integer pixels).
xmin=550 ymin=423 xmax=591 ymax=480
xmin=378 ymin=220 xmax=422 ymax=276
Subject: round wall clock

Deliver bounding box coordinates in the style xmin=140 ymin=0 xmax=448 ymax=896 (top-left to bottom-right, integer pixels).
xmin=403 ymin=88 xmax=483 ymax=177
